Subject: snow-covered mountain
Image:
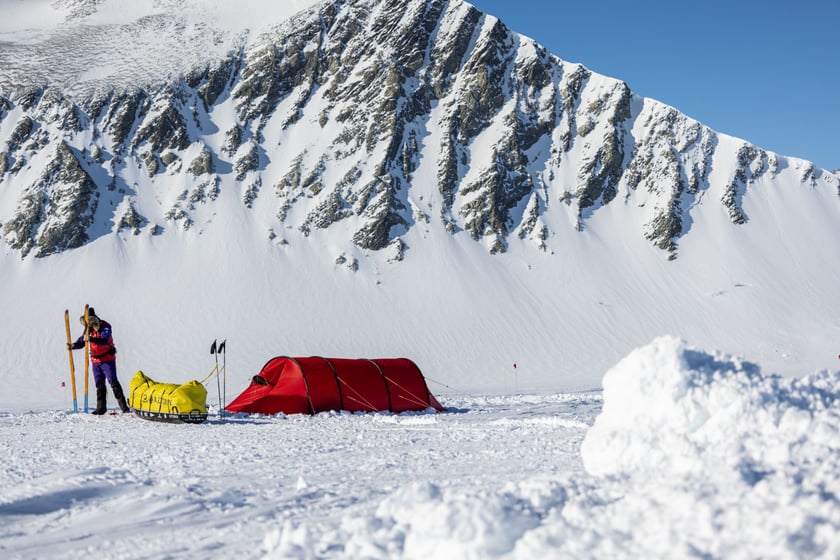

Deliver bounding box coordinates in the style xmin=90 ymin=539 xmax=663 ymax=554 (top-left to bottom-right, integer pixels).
xmin=0 ymin=0 xmax=838 ymax=410
xmin=3 ymin=0 xmax=838 ymax=259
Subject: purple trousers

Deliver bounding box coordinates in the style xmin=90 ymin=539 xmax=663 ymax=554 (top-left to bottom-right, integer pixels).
xmin=92 ymin=360 xmax=122 ymax=391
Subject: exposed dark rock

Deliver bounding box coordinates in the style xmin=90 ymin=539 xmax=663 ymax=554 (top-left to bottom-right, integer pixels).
xmin=455 ymin=19 xmax=512 ymax=141
xmin=722 ymin=145 xmax=768 ymax=225
xmin=160 ymin=151 xmax=180 ymax=167
xmin=645 ymin=198 xmax=683 ymax=258
xmin=430 ymin=5 xmax=481 ymax=98
xmin=164 ymin=186 xmax=199 ymax=230
xmin=197 ymin=55 xmax=240 ymax=109
xmin=234 ymin=142 xmax=260 ymax=181
xmin=14 ymin=86 xmax=44 ymax=111
xmin=460 ymin=157 xmax=523 ymax=240
xmin=105 ymin=90 xmax=148 ymax=148
xmin=8 ymin=116 xmax=34 ymax=152
xmin=233 ymin=12 xmax=325 ymax=128
xmin=132 ymin=100 xmax=190 ymax=152
xmin=243 ymin=177 xmax=261 ymax=208
xmin=305 ymin=188 xmax=353 ymax=231
xmin=352 ymin=177 xmax=407 ymax=250
xmin=141 ymin=151 xmax=159 ymax=176
xmin=187 ymin=147 xmax=215 ymax=176
xmin=302 ymin=159 xmax=326 ymax=195
xmin=560 ymin=65 xmax=591 ymax=152
xmin=4 ymin=142 xmax=98 ymax=257
xmin=223 ymin=125 xmax=243 ymax=156
xmin=575 ymin=82 xmax=632 ymax=213
xmin=36 ymin=88 xmax=84 ymax=133
xmin=116 ymin=202 xmax=147 ymax=234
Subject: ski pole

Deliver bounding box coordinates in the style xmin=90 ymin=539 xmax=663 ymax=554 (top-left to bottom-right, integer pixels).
xmin=63 ymin=310 xmax=79 ymax=413
xmin=218 ymin=340 xmax=227 ymax=419
xmin=211 ymin=340 xmax=221 ymax=418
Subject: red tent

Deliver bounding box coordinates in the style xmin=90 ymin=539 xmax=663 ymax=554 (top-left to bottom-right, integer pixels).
xmin=226 ymin=357 xmax=444 ymax=415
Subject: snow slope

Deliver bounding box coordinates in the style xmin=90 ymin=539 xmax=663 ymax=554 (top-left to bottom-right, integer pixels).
xmin=2 ymin=163 xmax=838 ymax=413
xmin=1 ymin=337 xmax=838 ymax=559
xmin=0 ymin=0 xmax=837 ymax=411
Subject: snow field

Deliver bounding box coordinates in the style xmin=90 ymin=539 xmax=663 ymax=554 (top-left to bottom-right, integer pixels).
xmin=0 ymin=393 xmax=599 ymax=559
xmin=3 ymin=337 xmax=839 ymax=559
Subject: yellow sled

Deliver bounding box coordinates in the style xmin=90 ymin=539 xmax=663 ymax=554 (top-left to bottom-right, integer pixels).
xmin=128 ymin=371 xmax=208 ymax=424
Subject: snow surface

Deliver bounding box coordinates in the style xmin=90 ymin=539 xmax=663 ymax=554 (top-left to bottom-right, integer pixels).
xmin=0 ymin=0 xmax=323 ymax=95
xmin=2 ymin=337 xmax=838 ymax=559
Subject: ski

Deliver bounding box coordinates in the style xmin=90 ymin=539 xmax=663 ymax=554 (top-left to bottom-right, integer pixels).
xmin=83 ymin=304 xmax=90 ymax=413
xmin=63 ymin=310 xmax=79 ymax=413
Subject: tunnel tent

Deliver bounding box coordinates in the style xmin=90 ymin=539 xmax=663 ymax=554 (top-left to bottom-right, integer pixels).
xmin=226 ymin=357 xmax=444 ymax=415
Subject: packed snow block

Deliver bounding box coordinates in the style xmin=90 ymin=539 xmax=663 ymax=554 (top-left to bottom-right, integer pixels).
xmin=226 ymin=357 xmax=444 ymax=415
xmin=129 ymin=370 xmax=208 ymax=424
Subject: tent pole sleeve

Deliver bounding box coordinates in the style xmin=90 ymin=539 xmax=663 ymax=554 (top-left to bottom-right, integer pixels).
xmin=368 ymin=360 xmax=392 ymax=412
xmin=320 ymin=357 xmax=343 ymax=412
xmin=289 ymin=357 xmax=315 ymax=415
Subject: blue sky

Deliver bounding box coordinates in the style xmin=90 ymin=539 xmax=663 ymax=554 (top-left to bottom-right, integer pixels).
xmin=469 ymin=0 xmax=838 ymax=171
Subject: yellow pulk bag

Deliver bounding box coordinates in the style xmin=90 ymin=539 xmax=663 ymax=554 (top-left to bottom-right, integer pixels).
xmin=129 ymin=371 xmax=208 ymax=424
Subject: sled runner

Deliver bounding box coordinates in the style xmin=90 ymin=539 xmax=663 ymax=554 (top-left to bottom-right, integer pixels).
xmin=128 ymin=371 xmax=208 ymax=424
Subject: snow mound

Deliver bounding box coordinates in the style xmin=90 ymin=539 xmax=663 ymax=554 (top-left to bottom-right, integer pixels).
xmin=265 ymin=481 xmax=553 ymax=560
xmin=580 ymin=335 xmax=840 ymax=557
xmin=282 ymin=337 xmax=840 ymax=559
xmin=581 ymin=335 xmax=840 ymax=478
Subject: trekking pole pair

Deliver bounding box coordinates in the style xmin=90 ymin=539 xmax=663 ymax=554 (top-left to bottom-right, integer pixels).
xmin=210 ymin=340 xmax=227 ymax=418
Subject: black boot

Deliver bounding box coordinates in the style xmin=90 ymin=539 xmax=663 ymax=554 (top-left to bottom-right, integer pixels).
xmin=92 ymin=386 xmax=107 ymax=415
xmin=112 ymin=383 xmax=130 ymax=413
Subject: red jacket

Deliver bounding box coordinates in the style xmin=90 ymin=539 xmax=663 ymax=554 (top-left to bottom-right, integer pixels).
xmin=74 ymin=320 xmax=117 ymax=363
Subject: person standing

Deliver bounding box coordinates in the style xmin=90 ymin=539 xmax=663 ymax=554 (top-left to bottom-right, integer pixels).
xmin=68 ymin=307 xmax=130 ymax=414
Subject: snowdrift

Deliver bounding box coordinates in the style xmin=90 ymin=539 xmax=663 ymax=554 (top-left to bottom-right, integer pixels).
xmin=572 ymin=336 xmax=840 ymax=556
xmin=283 ymin=337 xmax=840 ymax=559
xmin=128 ymin=371 xmax=208 ymax=424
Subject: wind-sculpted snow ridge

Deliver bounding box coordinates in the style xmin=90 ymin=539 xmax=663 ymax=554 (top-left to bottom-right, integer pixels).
xmin=1 ymin=0 xmax=837 ymax=260
xmin=267 ymin=337 xmax=839 ymax=559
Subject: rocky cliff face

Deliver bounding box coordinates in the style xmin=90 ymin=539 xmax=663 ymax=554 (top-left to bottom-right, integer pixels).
xmin=0 ymin=0 xmax=837 ymax=259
